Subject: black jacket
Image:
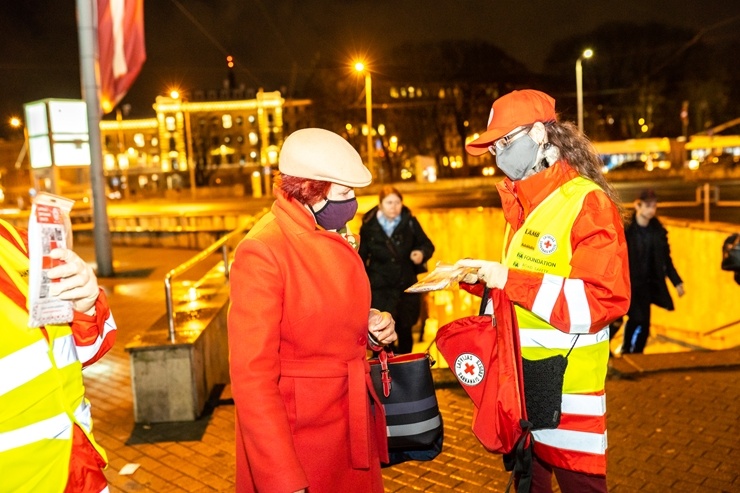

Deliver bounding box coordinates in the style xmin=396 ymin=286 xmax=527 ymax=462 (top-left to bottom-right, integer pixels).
xmin=624 ymin=213 xmax=683 ymax=311
xmin=358 ymin=206 xmax=435 ymax=292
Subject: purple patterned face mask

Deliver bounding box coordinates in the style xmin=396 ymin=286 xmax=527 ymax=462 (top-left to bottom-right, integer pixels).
xmin=312 ymin=197 xmax=358 ymax=230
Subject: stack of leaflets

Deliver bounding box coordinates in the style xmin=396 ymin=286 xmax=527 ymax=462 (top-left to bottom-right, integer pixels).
xmin=405 ymin=262 xmax=478 ymax=293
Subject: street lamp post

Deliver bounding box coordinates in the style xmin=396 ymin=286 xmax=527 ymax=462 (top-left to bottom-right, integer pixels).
xmin=576 ymin=48 xmax=593 ymax=133
xmin=354 ymin=62 xmax=374 ymax=180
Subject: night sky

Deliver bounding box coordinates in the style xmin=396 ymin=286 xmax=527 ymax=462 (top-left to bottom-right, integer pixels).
xmin=0 ymin=0 xmax=737 ymax=127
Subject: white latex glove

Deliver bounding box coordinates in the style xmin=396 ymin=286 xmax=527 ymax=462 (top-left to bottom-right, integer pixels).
xmin=46 ymin=248 xmax=100 ymax=315
xmin=455 ymin=259 xmax=509 ymax=289
xmin=368 ymin=309 xmax=397 ymax=346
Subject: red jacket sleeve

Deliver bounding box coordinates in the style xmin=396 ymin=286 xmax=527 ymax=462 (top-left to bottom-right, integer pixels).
xmin=70 ymin=288 xmax=117 ymax=366
xmin=504 ymin=191 xmax=631 ymax=334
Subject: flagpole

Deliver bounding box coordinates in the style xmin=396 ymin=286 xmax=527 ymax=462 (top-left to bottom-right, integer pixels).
xmin=77 ymin=0 xmax=114 ymax=277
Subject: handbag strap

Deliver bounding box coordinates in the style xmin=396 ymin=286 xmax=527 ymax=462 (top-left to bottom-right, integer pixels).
xmin=378 ymin=349 xmax=392 ymax=397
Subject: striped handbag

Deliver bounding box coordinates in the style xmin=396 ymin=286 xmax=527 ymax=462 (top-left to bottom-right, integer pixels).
xmin=369 ymin=350 xmax=444 ymax=466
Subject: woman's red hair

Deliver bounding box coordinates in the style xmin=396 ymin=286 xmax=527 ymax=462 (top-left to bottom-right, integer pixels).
xmin=275 ymin=173 xmax=331 ymax=206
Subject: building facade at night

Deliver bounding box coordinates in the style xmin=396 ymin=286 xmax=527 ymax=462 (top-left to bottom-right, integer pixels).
xmin=99 ymin=89 xmax=312 ymax=198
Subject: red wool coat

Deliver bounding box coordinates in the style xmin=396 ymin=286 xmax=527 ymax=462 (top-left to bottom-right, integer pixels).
xmin=228 ymin=190 xmax=388 ymax=493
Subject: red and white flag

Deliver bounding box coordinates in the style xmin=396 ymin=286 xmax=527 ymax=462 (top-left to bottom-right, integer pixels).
xmin=97 ymin=0 xmax=146 ymax=114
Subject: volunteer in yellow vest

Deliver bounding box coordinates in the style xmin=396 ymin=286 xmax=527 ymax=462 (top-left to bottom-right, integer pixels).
xmin=0 ymin=219 xmax=117 ymax=493
xmin=458 ymin=89 xmax=630 ymax=493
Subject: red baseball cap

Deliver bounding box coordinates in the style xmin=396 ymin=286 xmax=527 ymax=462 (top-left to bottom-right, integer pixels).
xmin=466 ymin=89 xmax=557 ymax=156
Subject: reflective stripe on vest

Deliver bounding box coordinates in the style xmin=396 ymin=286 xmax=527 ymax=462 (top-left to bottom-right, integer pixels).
xmin=0 ymin=338 xmax=52 ymax=397
xmin=0 ymin=400 xmax=94 ymax=452
xmin=0 ymin=413 xmax=72 ymax=453
xmin=519 ymin=326 xmax=609 ymax=349
xmin=561 ymin=393 xmax=606 ymax=416
xmin=532 ymin=428 xmax=608 ymax=455
xmin=503 ymin=176 xmax=610 ymax=394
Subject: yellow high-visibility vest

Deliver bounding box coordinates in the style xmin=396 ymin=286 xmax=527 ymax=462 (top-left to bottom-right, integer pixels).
xmin=0 ymin=219 xmax=107 ymax=493
xmin=503 ymin=177 xmax=610 ymax=394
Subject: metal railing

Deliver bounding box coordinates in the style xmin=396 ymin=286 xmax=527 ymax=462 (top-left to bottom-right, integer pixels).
xmin=620 ymin=183 xmax=733 ymax=223
xmin=163 ymin=224 xmax=249 ymax=343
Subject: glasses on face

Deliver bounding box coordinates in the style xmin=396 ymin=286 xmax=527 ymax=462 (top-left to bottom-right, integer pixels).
xmin=488 ymin=126 xmax=532 ymax=155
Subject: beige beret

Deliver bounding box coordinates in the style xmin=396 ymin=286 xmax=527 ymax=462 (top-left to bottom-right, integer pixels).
xmin=278 ymin=128 xmax=372 ymax=187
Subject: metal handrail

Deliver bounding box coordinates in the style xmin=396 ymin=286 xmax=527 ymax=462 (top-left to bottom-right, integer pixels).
xmin=619 ymin=183 xmax=722 ymax=223
xmin=163 ymin=224 xmax=248 ymax=343
xmin=705 ymin=318 xmax=740 ymax=336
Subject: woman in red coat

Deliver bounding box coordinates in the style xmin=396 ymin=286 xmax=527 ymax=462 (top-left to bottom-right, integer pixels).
xmin=228 ymin=128 xmax=397 ymax=493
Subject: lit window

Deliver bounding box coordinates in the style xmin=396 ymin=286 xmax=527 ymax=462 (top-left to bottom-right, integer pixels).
xmin=133 ymin=133 xmax=145 ymax=147
xmin=104 ymin=153 xmax=116 ymax=171
xmin=165 ymin=116 xmax=176 ymax=131
xmin=222 ymin=115 xmax=233 ymax=129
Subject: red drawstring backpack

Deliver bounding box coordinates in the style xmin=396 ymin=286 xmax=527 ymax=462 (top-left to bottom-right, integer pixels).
xmin=436 ymin=287 xmax=532 ymax=493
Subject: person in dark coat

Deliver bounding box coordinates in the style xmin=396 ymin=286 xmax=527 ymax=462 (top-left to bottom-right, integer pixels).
xmin=615 ymin=189 xmax=685 ymax=354
xmin=359 ymin=186 xmax=435 ymax=354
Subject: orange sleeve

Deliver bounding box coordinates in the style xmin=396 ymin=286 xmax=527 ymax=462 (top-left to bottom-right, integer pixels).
xmin=70 ymin=289 xmax=117 ymax=366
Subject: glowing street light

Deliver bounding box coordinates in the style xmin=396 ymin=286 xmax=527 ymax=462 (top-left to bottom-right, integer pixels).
xmin=576 ymin=48 xmax=593 ymax=133
xmin=10 ymin=116 xmax=21 ymax=128
xmin=353 ymin=61 xmax=374 ymax=180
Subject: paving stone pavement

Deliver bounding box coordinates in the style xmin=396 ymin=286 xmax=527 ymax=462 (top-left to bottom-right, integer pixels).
xmin=78 ymin=244 xmax=740 ymax=492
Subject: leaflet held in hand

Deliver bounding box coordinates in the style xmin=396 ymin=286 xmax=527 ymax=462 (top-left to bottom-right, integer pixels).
xmin=27 ymin=192 xmax=75 ymax=327
xmin=405 ymin=262 xmax=478 ymax=293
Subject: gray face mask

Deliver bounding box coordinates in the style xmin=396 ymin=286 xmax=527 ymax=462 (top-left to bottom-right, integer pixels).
xmin=495 ymin=134 xmax=540 ymax=181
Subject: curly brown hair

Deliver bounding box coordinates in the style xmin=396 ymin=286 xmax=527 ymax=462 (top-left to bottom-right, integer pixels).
xmin=545 ymin=121 xmax=622 ymax=212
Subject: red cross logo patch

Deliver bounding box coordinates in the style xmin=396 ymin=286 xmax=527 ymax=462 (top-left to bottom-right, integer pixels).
xmin=454 ymin=353 xmax=485 ymax=386
xmin=538 ymin=234 xmax=557 ymax=255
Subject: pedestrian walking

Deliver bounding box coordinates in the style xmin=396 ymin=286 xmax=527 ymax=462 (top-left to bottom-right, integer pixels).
xmin=613 ymin=189 xmax=685 ymax=354
xmin=0 ymin=219 xmax=117 ymax=493
xmin=359 ymin=186 xmax=435 ymax=353
xmin=227 ymin=128 xmax=397 ymax=493
xmin=457 ymin=89 xmax=630 ymax=492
